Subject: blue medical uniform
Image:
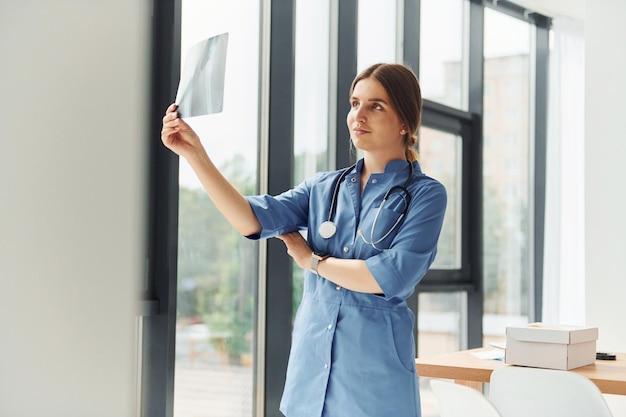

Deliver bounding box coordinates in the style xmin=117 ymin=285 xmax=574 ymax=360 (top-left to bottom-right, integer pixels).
xmin=246 ymin=158 xmax=447 ymax=417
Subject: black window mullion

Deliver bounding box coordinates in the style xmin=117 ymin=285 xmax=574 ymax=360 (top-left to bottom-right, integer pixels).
xmin=334 ymin=0 xmax=358 ymax=169
xmin=402 ymin=0 xmax=421 ymax=356
xmin=466 ymin=0 xmax=485 ymax=349
xmin=264 ymin=1 xmax=296 ymax=416
xmin=532 ymin=19 xmax=551 ymax=322
xmin=142 ymin=1 xmax=181 ymax=416
xmin=402 ymin=0 xmax=420 ymax=72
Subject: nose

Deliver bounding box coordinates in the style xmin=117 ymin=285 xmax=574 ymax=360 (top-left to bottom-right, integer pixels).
xmin=353 ymin=105 xmax=366 ymax=123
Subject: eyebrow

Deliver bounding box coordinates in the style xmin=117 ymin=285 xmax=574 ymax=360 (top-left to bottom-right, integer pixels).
xmin=350 ymin=96 xmax=389 ymax=104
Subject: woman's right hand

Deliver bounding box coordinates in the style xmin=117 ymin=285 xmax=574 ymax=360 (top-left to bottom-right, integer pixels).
xmin=160 ymin=105 xmax=262 ymax=236
xmin=160 ymin=103 xmax=203 ymax=159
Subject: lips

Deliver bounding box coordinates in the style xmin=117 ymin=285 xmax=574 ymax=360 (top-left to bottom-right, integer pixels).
xmin=352 ymin=125 xmax=370 ymax=134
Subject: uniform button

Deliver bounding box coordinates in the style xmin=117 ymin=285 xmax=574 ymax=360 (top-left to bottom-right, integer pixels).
xmin=372 ymin=179 xmax=378 ymax=184
xmin=343 ymin=246 xmax=350 ymax=253
xmin=336 ymin=285 xmax=342 ymax=290
xmin=350 ymin=178 xmax=356 ymax=183
xmin=327 ymin=324 xmax=332 ymax=330
xmin=323 ymin=363 xmax=328 ymax=369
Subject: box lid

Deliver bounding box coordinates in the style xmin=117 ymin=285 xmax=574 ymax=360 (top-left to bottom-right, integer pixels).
xmin=506 ymin=323 xmax=598 ymax=344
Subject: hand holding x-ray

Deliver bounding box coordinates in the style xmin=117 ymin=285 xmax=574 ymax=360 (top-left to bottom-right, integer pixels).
xmin=175 ymin=32 xmax=229 ymax=118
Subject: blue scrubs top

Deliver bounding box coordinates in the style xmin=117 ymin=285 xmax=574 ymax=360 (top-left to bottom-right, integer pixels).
xmin=246 ymin=159 xmax=447 ymax=417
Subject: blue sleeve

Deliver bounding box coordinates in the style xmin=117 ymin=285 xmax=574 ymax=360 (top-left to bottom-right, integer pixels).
xmin=244 ymin=178 xmax=314 ymax=240
xmin=365 ymin=180 xmax=447 ymax=300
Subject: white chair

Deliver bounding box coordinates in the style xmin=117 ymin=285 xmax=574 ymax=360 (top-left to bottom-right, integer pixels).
xmin=604 ymin=394 xmax=626 ymax=417
xmin=430 ymin=379 xmax=502 ymax=417
xmin=489 ymin=366 xmax=614 ymax=417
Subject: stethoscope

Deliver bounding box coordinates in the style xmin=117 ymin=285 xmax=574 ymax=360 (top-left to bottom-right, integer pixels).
xmin=318 ymin=161 xmax=414 ymax=249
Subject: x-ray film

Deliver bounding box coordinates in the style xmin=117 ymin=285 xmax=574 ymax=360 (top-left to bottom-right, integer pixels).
xmin=175 ymin=32 xmax=229 ymax=118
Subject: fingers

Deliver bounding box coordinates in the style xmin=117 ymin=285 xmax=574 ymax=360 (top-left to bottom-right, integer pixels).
xmin=161 ymin=104 xmax=183 ymax=141
xmin=162 ymin=105 xmax=179 ymax=127
xmin=276 ymin=232 xmax=311 ymax=270
xmin=276 ymin=231 xmax=303 ymax=242
xmin=160 ymin=103 xmax=202 ymax=157
xmin=277 ymin=232 xmax=308 ymax=253
xmin=160 ymin=113 xmax=179 ymax=140
xmin=160 ymin=125 xmax=178 ymax=142
xmin=276 ymin=232 xmax=295 ymax=240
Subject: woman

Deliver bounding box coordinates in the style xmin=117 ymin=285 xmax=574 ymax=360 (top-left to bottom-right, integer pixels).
xmin=161 ymin=63 xmax=447 ymax=417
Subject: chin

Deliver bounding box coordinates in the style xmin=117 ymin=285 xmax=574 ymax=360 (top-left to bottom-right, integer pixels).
xmin=350 ymin=138 xmax=367 ymax=151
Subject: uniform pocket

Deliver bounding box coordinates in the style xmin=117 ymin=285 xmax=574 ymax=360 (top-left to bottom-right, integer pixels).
xmin=388 ymin=308 xmax=417 ymax=372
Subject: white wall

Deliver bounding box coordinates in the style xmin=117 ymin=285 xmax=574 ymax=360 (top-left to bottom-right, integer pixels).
xmin=585 ymin=0 xmax=626 ymax=352
xmin=0 ymin=1 xmax=150 ymax=416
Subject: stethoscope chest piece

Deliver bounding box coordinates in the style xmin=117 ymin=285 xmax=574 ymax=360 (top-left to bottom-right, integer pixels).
xmin=318 ymin=221 xmax=337 ymax=239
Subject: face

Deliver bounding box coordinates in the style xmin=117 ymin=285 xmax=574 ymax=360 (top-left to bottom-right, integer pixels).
xmin=347 ymin=77 xmax=406 ymax=159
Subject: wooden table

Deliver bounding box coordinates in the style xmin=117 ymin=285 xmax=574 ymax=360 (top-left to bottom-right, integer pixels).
xmin=415 ymin=347 xmax=626 ymax=395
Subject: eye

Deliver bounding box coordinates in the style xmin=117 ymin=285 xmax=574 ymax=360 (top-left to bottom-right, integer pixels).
xmin=372 ymin=103 xmax=383 ymax=110
xmin=350 ymin=101 xmax=359 ymax=109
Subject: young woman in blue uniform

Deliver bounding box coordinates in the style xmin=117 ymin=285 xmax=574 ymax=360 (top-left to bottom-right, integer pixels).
xmin=161 ymin=63 xmax=447 ymax=417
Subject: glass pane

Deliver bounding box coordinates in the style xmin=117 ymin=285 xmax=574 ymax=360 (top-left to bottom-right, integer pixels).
xmin=292 ymin=0 xmax=331 ymax=318
xmin=175 ymin=1 xmax=260 ymax=416
xmin=417 ymin=292 xmax=465 ymax=417
xmin=483 ymin=8 xmax=533 ymax=345
xmin=417 ymin=292 xmax=465 ymax=356
xmin=355 ymin=0 xmax=398 ymax=162
xmin=294 ymin=0 xmax=331 ymax=185
xmin=357 ymin=0 xmax=398 ymax=71
xmin=419 ymin=128 xmax=462 ymax=269
xmin=419 ymin=0 xmax=468 ymax=110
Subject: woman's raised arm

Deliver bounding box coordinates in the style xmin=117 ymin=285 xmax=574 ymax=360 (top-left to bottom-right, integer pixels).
xmin=161 ymin=103 xmax=262 ymax=236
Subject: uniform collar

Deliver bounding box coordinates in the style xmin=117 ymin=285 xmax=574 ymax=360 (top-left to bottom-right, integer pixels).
xmin=354 ymin=158 xmax=422 ymax=175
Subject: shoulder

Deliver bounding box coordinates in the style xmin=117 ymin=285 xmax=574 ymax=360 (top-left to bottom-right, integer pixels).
xmin=414 ymin=173 xmax=446 ymax=194
xmin=302 ymin=167 xmax=349 ymax=189
xmin=411 ymin=174 xmax=447 ymax=207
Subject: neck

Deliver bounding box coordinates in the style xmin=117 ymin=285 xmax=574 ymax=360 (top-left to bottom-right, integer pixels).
xmin=360 ymin=153 xmax=405 ymax=194
xmin=362 ymin=152 xmax=405 ymax=175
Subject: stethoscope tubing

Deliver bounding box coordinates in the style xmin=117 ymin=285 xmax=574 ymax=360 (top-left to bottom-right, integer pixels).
xmin=319 ymin=161 xmax=414 ymax=248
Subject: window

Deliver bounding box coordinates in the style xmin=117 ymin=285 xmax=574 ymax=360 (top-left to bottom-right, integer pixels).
xmin=482 ymin=6 xmax=534 ymax=344
xmin=293 ymin=0 xmax=332 ymax=318
xmin=357 ymin=0 xmax=399 ymax=70
xmin=146 ymin=1 xmax=550 ymax=415
xmin=420 ymin=128 xmax=462 ymax=270
xmin=419 ymin=0 xmax=469 ymax=110
xmin=418 ymin=292 xmax=466 ymax=356
xmin=174 ymin=1 xmax=261 ymax=416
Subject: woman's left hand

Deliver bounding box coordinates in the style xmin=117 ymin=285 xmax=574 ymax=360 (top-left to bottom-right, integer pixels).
xmin=278 ymin=232 xmax=383 ymax=294
xmin=276 ymin=232 xmax=312 ymax=270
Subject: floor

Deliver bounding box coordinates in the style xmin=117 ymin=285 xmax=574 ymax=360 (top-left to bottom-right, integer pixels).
xmin=173 ymin=363 xmax=441 ymax=417
xmin=171 ymin=331 xmax=479 ymax=417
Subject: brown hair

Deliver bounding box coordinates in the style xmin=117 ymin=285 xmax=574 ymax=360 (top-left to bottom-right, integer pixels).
xmin=350 ymin=63 xmax=422 ymax=161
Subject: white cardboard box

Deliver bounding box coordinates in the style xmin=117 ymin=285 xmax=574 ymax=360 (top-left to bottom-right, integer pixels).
xmin=505 ymin=323 xmax=598 ymax=370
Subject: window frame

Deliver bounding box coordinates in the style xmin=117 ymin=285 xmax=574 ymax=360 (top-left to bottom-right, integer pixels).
xmin=142 ymin=0 xmax=550 ymax=415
